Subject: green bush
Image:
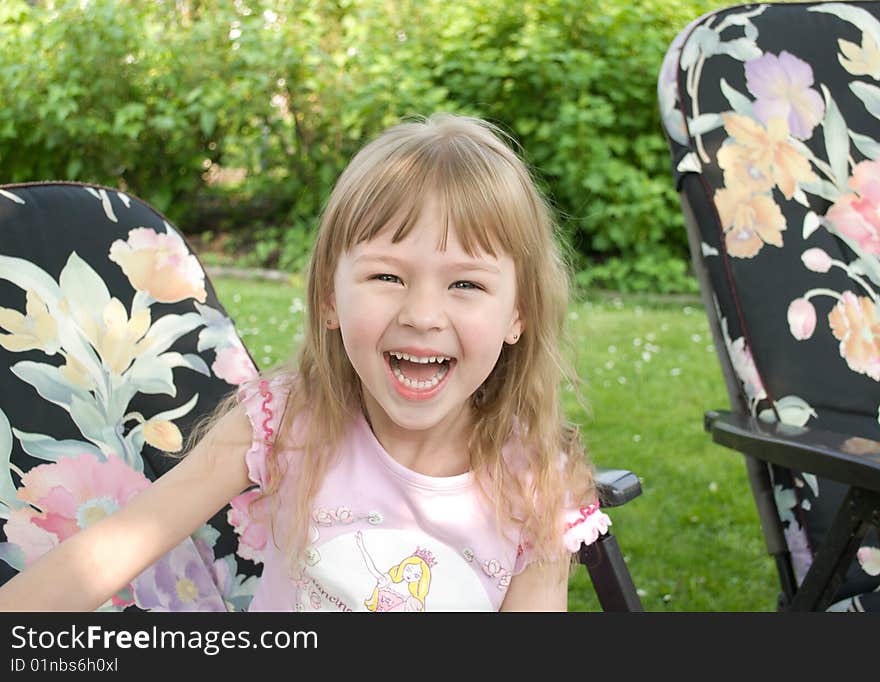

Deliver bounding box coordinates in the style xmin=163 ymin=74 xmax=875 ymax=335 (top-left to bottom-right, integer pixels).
xmin=0 ymin=0 xmax=723 ymax=292
xmin=426 ymin=0 xmax=714 ymax=294
xmin=0 ymin=1 xmax=232 ymax=219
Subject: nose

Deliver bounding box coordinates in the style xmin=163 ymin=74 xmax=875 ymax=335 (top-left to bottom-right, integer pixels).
xmin=397 ymin=283 xmax=446 ymax=332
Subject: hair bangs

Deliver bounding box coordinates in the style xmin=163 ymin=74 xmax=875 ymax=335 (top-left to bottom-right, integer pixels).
xmin=436 ymin=158 xmax=523 ymax=260
xmin=336 ymin=121 xmax=532 ymax=261
xmin=339 ymin=148 xmax=434 ymax=251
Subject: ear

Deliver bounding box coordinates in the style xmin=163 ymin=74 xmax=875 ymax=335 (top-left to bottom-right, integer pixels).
xmin=323 ymin=292 xmax=339 ymax=330
xmin=505 ymin=308 xmax=524 ymax=345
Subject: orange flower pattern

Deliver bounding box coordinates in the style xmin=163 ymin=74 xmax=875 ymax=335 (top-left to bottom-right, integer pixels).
xmin=717 ymin=141 xmax=774 ymax=195
xmin=109 ymin=227 xmax=207 ymax=304
xmin=828 ymin=292 xmax=880 ymax=381
xmin=713 ymin=114 xmax=815 ymax=259
xmin=714 ymin=185 xmax=786 ymax=258
xmin=720 ymin=114 xmax=815 ymax=200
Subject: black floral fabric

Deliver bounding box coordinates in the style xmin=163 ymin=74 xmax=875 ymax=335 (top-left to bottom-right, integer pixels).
xmin=660 ymin=1 xmax=880 ymax=610
xmin=0 ymin=182 xmax=262 ymax=610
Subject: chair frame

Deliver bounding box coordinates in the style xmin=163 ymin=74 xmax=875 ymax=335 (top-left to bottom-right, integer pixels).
xmin=585 ymin=469 xmax=644 ymax=612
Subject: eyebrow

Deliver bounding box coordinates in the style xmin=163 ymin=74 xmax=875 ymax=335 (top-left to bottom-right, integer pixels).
xmin=353 ymin=254 xmax=501 ymax=275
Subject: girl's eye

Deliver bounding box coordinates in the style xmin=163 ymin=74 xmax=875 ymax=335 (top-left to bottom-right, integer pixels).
xmin=371 ymin=275 xmax=482 ymax=290
xmin=451 ymin=281 xmax=483 ymax=291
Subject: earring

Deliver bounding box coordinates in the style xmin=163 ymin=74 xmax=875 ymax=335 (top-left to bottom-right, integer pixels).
xmin=326 ymin=319 xmax=335 ymax=328
xmin=511 ymin=333 xmax=519 ymax=342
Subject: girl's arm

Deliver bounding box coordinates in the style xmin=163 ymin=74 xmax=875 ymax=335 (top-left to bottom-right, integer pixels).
xmin=355 ymin=530 xmax=383 ymax=581
xmin=0 ymin=404 xmax=254 ymax=612
xmin=499 ymin=557 xmax=570 ymax=612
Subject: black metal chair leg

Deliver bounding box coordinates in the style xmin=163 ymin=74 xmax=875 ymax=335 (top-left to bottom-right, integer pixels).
xmin=788 ymin=487 xmax=880 ymax=611
xmin=579 ymin=532 xmax=644 ymax=612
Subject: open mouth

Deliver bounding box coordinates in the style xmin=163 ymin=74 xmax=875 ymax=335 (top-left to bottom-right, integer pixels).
xmin=384 ymin=351 xmax=456 ymax=391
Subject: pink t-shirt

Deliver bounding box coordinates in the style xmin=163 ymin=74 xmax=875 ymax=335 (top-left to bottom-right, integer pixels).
xmin=232 ymin=376 xmax=610 ymax=612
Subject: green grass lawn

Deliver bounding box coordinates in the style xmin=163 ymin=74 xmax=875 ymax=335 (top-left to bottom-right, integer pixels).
xmin=212 ymin=276 xmax=779 ymax=612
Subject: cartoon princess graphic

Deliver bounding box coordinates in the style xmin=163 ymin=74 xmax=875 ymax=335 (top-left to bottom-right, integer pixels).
xmin=355 ymin=530 xmax=435 ymax=612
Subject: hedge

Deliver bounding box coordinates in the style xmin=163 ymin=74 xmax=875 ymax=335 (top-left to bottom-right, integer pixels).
xmin=0 ymin=0 xmax=725 ymax=292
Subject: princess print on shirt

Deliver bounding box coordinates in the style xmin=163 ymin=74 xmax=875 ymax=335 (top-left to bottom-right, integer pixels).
xmin=355 ymin=530 xmax=435 ymax=612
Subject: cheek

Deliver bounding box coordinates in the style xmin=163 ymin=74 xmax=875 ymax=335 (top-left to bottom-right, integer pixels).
xmin=456 ymin=306 xmax=512 ymax=352
xmin=338 ymin=289 xmax=384 ymax=332
xmin=337 ymin=290 xmax=393 ymax=361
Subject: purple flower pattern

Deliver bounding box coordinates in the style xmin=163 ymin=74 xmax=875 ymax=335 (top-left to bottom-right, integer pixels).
xmin=745 ymin=51 xmax=825 ymax=140
xmin=132 ymin=543 xmax=227 ymax=612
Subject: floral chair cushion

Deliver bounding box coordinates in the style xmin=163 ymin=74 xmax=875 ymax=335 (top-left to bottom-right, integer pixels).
xmin=0 ymin=182 xmax=261 ymax=611
xmin=660 ymin=1 xmax=880 ymax=609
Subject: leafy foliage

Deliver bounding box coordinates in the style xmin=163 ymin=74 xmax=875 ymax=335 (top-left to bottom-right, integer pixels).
xmin=0 ymin=0 xmax=725 ymax=291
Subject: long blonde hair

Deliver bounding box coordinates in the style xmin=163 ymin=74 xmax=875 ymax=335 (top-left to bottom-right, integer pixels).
xmin=195 ymin=113 xmax=595 ymax=571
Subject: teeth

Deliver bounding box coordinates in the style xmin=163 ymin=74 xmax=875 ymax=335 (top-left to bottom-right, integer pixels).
xmin=389 ymin=351 xmax=450 ymax=364
xmin=389 ymin=356 xmax=450 ymax=389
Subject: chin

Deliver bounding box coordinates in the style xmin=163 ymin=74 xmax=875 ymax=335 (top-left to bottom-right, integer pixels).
xmin=381 ymin=403 xmax=451 ymax=432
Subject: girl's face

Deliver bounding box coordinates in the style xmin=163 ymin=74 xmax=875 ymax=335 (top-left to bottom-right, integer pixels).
xmin=330 ymin=194 xmax=522 ymax=436
xmin=402 ymin=564 xmax=422 ymax=583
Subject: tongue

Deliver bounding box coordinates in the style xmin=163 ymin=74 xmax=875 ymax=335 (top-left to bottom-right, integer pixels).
xmin=398 ymin=359 xmax=441 ymax=381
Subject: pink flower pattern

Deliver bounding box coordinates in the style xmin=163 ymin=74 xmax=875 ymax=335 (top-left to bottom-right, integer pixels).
xmin=801 ymin=248 xmax=832 ymax=273
xmin=726 ymin=336 xmax=767 ymax=404
xmin=668 ymin=7 xmax=880 ymax=607
xmin=4 ymin=454 xmax=149 ymax=564
xmin=108 ymin=227 xmax=207 ymax=303
xmin=826 ymin=159 xmax=880 ymax=255
xmin=3 ymin=453 xmax=151 ymax=608
xmin=481 ymin=558 xmax=512 ymax=591
xmin=311 ymin=506 xmax=368 ymax=526
xmin=787 ymin=298 xmax=817 ymax=340
xmin=212 ymin=340 xmax=258 ymax=386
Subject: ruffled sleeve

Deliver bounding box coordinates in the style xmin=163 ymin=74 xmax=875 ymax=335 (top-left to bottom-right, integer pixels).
xmin=237 ymin=376 xmax=289 ymax=490
xmin=226 ymin=375 xmax=290 ymax=565
xmin=561 ymin=502 xmax=612 ymax=553
xmin=513 ymin=501 xmax=612 ymax=573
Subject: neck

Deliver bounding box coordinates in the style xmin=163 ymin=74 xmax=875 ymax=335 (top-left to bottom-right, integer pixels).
xmin=361 ymin=393 xmax=474 ymax=477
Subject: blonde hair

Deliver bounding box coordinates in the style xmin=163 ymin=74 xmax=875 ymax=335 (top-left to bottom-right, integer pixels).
xmin=364 ymin=555 xmax=431 ymax=611
xmin=194 ymin=113 xmax=595 ymax=573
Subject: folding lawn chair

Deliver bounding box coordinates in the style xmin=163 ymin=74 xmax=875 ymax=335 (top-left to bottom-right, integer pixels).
xmin=0 ymin=181 xmax=642 ymax=611
xmin=659 ymin=1 xmax=880 ymax=610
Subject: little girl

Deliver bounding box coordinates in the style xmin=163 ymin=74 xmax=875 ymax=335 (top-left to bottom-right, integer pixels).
xmin=0 ymin=113 xmax=610 ymax=612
